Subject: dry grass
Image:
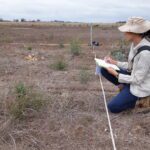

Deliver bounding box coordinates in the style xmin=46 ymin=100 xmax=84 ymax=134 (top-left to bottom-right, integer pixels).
xmin=79 ymin=69 xmax=90 ymax=84
xmin=0 ymin=22 xmax=149 ymax=150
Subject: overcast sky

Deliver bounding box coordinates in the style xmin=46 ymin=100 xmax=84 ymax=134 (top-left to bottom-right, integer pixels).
xmin=0 ymin=0 xmax=150 ymax=23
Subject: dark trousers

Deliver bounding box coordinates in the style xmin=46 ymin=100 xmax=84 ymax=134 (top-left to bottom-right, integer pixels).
xmin=100 ymin=68 xmax=138 ymax=113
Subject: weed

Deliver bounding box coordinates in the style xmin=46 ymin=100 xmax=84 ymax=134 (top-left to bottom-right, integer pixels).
xmin=27 ymin=46 xmax=32 ymax=51
xmin=15 ymin=82 xmax=27 ymax=97
xmin=59 ymin=42 xmax=65 ymax=48
xmin=10 ymin=82 xmax=47 ymax=120
xmin=70 ymin=39 xmax=81 ymax=56
xmin=50 ymin=58 xmax=67 ymax=71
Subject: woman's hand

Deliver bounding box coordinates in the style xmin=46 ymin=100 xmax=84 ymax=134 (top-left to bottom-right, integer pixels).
xmin=104 ymin=56 xmax=117 ymax=65
xmin=106 ymin=67 xmax=119 ymax=78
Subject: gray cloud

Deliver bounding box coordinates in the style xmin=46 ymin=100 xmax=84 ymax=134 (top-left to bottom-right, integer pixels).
xmin=0 ymin=0 xmax=149 ymax=22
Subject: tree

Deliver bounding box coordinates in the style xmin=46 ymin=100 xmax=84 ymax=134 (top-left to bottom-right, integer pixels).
xmin=21 ymin=18 xmax=26 ymax=22
xmin=13 ymin=19 xmax=19 ymax=22
xmin=0 ymin=18 xmax=3 ymax=22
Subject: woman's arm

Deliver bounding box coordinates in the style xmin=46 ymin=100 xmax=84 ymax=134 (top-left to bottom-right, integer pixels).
xmin=104 ymin=56 xmax=129 ymax=70
xmin=118 ymin=51 xmax=150 ymax=84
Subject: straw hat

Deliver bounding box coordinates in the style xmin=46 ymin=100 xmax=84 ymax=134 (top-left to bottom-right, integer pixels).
xmin=118 ymin=17 xmax=150 ymax=34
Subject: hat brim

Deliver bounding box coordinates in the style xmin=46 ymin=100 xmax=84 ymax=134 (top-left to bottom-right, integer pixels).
xmin=118 ymin=21 xmax=150 ymax=33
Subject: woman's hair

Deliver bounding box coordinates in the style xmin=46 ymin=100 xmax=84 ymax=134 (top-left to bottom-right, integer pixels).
xmin=139 ymin=30 xmax=150 ymax=41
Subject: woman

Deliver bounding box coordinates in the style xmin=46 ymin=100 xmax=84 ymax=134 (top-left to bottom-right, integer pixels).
xmin=96 ymin=17 xmax=150 ymax=113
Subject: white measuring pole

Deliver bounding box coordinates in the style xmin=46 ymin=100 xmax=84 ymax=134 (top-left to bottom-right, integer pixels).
xmin=90 ymin=24 xmax=117 ymax=150
xmin=99 ymin=74 xmax=117 ymax=150
xmin=90 ymin=23 xmax=93 ymax=47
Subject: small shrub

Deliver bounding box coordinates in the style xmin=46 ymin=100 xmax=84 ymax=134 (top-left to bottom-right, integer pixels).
xmin=27 ymin=46 xmax=32 ymax=51
xmin=70 ymin=39 xmax=81 ymax=56
xmin=59 ymin=43 xmax=65 ymax=48
xmin=10 ymin=83 xmax=47 ymax=120
xmin=21 ymin=18 xmax=26 ymax=22
xmin=15 ymin=82 xmax=27 ymax=97
xmin=51 ymin=59 xmax=67 ymax=71
xmin=79 ymin=69 xmax=90 ymax=84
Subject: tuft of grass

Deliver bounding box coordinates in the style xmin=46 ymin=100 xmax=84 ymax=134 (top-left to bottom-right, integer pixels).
xmin=27 ymin=46 xmax=32 ymax=51
xmin=9 ymin=82 xmax=47 ymax=120
xmin=79 ymin=69 xmax=90 ymax=84
xmin=70 ymin=39 xmax=81 ymax=56
xmin=59 ymin=42 xmax=65 ymax=48
xmin=50 ymin=59 xmax=67 ymax=71
xmin=15 ymin=82 xmax=27 ymax=97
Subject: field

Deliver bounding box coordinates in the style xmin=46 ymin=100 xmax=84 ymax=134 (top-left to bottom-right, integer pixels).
xmin=0 ymin=22 xmax=149 ymax=150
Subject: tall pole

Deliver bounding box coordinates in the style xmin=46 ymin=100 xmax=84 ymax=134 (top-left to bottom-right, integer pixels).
xmin=91 ymin=22 xmax=117 ymax=150
xmin=90 ymin=23 xmax=93 ymax=47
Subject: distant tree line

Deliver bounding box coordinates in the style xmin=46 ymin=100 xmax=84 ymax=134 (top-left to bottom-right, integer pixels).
xmin=0 ymin=18 xmax=126 ymax=24
xmin=0 ymin=18 xmax=4 ymax=22
xmin=0 ymin=18 xmax=41 ymax=22
xmin=0 ymin=18 xmax=75 ymax=23
xmin=13 ymin=18 xmax=41 ymax=22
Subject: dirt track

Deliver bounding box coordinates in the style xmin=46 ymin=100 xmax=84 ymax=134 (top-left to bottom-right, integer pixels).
xmin=0 ymin=22 xmax=149 ymax=150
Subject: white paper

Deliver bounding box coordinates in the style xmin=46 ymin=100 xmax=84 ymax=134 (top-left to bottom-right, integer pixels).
xmin=95 ymin=58 xmax=120 ymax=71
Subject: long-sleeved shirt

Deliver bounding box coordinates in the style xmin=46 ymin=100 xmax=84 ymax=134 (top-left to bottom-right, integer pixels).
xmin=117 ymin=38 xmax=150 ymax=97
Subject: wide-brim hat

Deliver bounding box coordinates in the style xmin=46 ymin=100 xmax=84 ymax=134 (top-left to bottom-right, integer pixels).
xmin=118 ymin=17 xmax=150 ymax=34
